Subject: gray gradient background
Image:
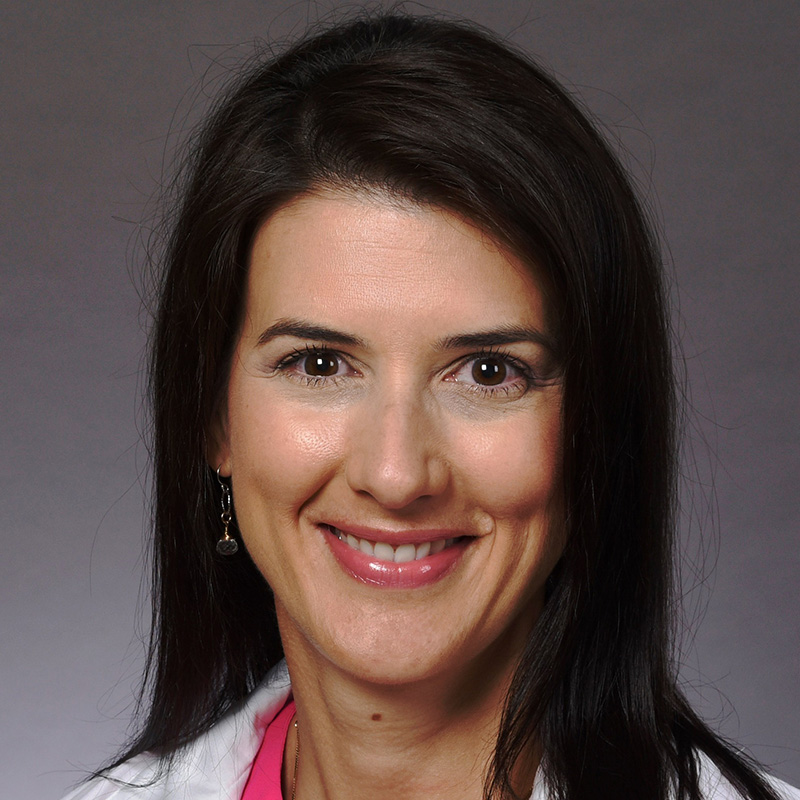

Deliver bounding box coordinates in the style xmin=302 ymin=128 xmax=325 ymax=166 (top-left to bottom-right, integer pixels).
xmin=1 ymin=1 xmax=798 ymax=797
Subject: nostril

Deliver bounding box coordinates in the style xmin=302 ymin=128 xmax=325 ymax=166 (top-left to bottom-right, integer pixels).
xmin=344 ymin=398 xmax=449 ymax=508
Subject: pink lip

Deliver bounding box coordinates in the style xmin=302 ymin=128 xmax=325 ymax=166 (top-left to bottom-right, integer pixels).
xmin=321 ymin=524 xmax=470 ymax=588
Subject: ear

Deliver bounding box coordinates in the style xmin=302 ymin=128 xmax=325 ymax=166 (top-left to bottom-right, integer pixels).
xmin=206 ymin=400 xmax=232 ymax=477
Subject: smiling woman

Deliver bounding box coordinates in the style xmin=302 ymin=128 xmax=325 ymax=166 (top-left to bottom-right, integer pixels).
xmin=215 ymin=192 xmax=564 ymax=694
xmin=60 ymin=10 xmax=798 ymax=800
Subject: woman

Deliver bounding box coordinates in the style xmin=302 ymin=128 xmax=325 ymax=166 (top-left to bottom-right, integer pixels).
xmin=62 ymin=11 xmax=798 ymax=800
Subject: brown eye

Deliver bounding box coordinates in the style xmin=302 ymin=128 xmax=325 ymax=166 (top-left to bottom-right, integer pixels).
xmin=303 ymin=353 xmax=340 ymax=377
xmin=472 ymin=357 xmax=507 ymax=386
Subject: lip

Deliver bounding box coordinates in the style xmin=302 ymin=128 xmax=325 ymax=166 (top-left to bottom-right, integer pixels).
xmin=320 ymin=524 xmax=471 ymax=588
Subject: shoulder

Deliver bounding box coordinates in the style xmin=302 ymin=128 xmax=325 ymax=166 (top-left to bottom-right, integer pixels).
xmin=58 ymin=661 xmax=291 ymax=800
xmin=696 ymin=753 xmax=800 ymax=800
xmin=769 ymin=778 xmax=800 ymax=800
xmin=527 ymin=755 xmax=800 ymax=800
xmin=58 ymin=756 xmax=162 ymax=800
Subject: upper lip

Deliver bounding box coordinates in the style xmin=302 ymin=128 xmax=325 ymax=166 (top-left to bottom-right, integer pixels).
xmin=319 ymin=522 xmax=472 ymax=546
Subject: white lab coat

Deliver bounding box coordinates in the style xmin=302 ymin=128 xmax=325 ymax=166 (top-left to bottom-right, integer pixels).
xmin=60 ymin=661 xmax=799 ymax=800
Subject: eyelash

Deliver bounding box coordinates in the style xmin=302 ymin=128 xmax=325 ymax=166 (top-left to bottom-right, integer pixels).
xmin=273 ymin=345 xmax=535 ymax=396
xmin=274 ymin=345 xmax=355 ymax=386
xmin=448 ymin=348 xmax=534 ymax=397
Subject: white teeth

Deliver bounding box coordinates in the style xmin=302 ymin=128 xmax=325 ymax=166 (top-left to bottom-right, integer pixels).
xmin=331 ymin=527 xmax=453 ymax=563
xmin=394 ymin=543 xmax=416 ymax=563
xmin=373 ymin=541 xmax=395 ymax=561
xmin=430 ymin=539 xmax=446 ymax=555
xmin=359 ymin=538 xmax=374 ymax=556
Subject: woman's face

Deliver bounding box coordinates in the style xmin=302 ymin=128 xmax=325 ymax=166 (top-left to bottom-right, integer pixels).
xmin=213 ymin=190 xmax=564 ymax=685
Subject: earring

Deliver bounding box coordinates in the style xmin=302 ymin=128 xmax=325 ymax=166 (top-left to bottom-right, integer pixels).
xmin=216 ymin=467 xmax=238 ymax=555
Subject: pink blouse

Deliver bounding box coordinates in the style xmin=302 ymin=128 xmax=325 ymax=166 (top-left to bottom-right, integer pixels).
xmin=241 ymin=699 xmax=296 ymax=800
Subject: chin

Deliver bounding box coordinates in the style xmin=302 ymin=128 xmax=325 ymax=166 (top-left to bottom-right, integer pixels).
xmin=278 ymin=590 xmax=543 ymax=693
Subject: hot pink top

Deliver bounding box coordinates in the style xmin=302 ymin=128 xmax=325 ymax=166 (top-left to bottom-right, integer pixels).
xmin=241 ymin=699 xmax=296 ymax=800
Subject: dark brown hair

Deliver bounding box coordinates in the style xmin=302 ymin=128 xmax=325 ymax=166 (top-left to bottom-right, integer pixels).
xmin=116 ymin=11 xmax=779 ymax=800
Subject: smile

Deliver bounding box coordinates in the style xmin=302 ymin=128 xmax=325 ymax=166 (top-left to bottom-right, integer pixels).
xmin=329 ymin=526 xmax=456 ymax=563
xmin=320 ymin=524 xmax=470 ymax=588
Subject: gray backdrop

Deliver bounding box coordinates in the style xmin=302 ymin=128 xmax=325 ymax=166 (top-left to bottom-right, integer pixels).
xmin=1 ymin=1 xmax=797 ymax=797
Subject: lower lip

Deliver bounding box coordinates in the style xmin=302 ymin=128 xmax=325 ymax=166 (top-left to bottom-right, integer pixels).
xmin=322 ymin=527 xmax=469 ymax=589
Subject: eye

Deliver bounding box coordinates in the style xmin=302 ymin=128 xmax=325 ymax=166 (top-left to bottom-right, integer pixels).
xmin=303 ymin=352 xmax=341 ymax=377
xmin=447 ymin=351 xmax=530 ymax=395
xmin=274 ymin=346 xmax=356 ymax=384
xmin=471 ymin=356 xmax=507 ymax=386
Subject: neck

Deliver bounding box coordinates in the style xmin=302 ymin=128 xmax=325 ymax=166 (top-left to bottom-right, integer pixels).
xmin=278 ymin=609 xmax=538 ymax=800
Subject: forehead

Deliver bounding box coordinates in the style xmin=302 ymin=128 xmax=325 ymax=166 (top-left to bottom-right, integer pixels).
xmin=244 ymin=190 xmax=549 ymax=338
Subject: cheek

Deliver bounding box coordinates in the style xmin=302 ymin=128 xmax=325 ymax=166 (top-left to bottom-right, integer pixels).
xmin=226 ymin=389 xmax=349 ymax=590
xmin=456 ymin=410 xmax=563 ymax=523
xmin=227 ymin=384 xmax=346 ymax=514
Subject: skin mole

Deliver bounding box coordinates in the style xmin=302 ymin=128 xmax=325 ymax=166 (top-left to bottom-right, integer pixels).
xmin=372 ymin=713 xmax=382 ymax=721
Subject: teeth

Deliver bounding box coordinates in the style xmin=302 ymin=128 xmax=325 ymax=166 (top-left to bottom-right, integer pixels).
xmin=331 ymin=527 xmax=454 ymax=563
xmin=359 ymin=538 xmax=374 ymax=556
xmin=394 ymin=543 xmax=416 ymax=563
xmin=430 ymin=539 xmax=446 ymax=555
xmin=373 ymin=541 xmax=394 ymax=560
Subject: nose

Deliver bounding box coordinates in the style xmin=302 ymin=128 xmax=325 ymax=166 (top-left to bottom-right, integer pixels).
xmin=345 ymin=389 xmax=449 ymax=509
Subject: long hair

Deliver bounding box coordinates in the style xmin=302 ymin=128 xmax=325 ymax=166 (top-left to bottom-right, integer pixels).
xmin=117 ymin=11 xmax=780 ymax=800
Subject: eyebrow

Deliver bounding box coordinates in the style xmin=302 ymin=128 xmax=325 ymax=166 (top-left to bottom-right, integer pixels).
xmin=438 ymin=325 xmax=558 ymax=354
xmin=257 ymin=318 xmax=556 ymax=354
xmin=256 ymin=319 xmax=366 ymax=348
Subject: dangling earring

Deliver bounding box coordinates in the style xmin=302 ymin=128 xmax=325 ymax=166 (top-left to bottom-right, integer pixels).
xmin=216 ymin=467 xmax=238 ymax=555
